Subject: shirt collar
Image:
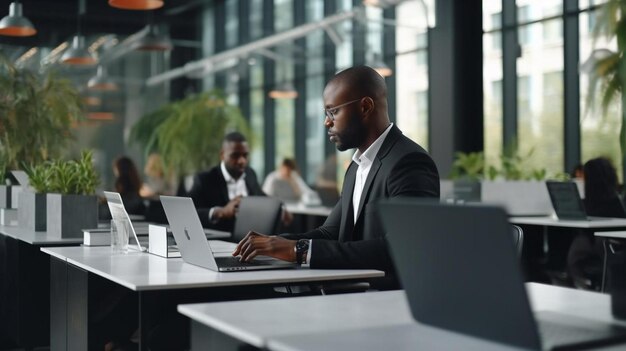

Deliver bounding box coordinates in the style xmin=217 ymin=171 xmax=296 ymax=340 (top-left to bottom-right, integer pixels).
xmin=352 ymin=123 xmax=394 ymax=167
xmin=220 ymin=161 xmax=246 ymax=183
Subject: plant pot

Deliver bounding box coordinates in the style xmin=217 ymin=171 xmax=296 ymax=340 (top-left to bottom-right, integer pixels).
xmin=18 ymin=191 xmax=47 ymax=231
xmin=481 ymin=180 xmax=552 ymax=216
xmin=452 ymin=180 xmax=481 ymax=202
xmin=10 ymin=185 xmax=22 ymax=209
xmin=0 ymin=185 xmax=11 ymax=208
xmin=47 ymin=194 xmax=98 ymax=239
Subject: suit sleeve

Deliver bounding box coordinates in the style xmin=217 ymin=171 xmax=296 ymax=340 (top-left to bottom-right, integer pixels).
xmin=187 ymin=174 xmax=213 ymax=228
xmin=309 ymin=151 xmax=440 ymax=270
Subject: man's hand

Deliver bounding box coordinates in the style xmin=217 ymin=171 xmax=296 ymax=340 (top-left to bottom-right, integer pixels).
xmin=214 ymin=196 xmax=242 ymax=220
xmin=232 ymin=231 xmax=297 ymax=262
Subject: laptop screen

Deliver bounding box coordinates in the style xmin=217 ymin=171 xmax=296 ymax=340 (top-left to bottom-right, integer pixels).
xmin=546 ymin=181 xmax=587 ymax=220
xmin=378 ymin=200 xmax=541 ymax=350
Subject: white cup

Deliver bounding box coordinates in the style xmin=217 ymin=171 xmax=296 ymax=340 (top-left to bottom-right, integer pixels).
xmin=111 ymin=219 xmax=130 ymax=253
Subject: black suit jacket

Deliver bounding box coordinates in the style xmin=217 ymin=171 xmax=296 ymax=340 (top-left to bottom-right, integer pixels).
xmin=188 ymin=166 xmax=265 ymax=232
xmin=282 ymin=125 xmax=439 ymax=289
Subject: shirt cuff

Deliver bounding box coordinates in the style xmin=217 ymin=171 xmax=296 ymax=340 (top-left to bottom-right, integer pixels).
xmin=208 ymin=207 xmax=220 ymax=224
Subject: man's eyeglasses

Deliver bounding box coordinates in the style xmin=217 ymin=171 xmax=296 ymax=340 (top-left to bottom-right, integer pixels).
xmin=324 ymin=98 xmax=363 ymax=121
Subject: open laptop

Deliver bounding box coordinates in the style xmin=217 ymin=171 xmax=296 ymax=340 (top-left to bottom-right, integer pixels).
xmin=378 ymin=199 xmax=626 ymax=350
xmin=160 ymin=195 xmax=297 ymax=272
xmin=546 ymin=181 xmax=606 ymax=221
xmin=104 ymin=191 xmax=147 ymax=251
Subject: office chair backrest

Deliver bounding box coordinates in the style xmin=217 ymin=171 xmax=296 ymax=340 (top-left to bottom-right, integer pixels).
xmin=233 ymin=196 xmax=282 ymax=242
xmin=511 ymin=225 xmax=524 ymax=257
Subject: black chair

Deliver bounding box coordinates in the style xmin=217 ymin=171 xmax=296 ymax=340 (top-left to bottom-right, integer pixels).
xmin=511 ymin=224 xmax=524 ymax=257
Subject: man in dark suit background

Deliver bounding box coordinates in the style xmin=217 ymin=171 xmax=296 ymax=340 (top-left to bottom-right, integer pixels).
xmin=233 ymin=65 xmax=440 ymax=289
xmin=188 ymin=132 xmax=265 ymax=232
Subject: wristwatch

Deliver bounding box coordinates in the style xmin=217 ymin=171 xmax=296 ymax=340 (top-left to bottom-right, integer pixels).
xmin=295 ymin=239 xmax=309 ymax=265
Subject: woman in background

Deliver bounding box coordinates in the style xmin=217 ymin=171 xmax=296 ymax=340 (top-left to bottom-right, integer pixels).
xmin=140 ymin=153 xmax=176 ymax=197
xmin=568 ymin=157 xmax=626 ymax=291
xmin=113 ymin=156 xmax=146 ymax=215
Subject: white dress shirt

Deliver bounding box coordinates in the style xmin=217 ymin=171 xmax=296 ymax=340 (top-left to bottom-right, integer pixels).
xmin=208 ymin=162 xmax=248 ymax=221
xmin=351 ymin=123 xmax=393 ymax=223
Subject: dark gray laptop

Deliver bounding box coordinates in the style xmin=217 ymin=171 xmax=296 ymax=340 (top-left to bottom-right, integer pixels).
xmin=378 ymin=199 xmax=626 ymax=350
xmin=160 ymin=195 xmax=297 ymax=272
xmin=546 ymin=181 xmax=605 ymax=221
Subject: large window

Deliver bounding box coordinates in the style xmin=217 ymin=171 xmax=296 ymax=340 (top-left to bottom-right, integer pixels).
xmin=579 ymin=0 xmax=622 ymax=178
xmin=483 ymin=0 xmax=503 ymax=167
xmin=395 ymin=0 xmax=430 ymax=148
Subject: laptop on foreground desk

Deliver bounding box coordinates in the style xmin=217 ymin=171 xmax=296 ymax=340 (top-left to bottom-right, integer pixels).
xmin=378 ymin=199 xmax=626 ymax=350
xmin=160 ymin=195 xmax=297 ymax=272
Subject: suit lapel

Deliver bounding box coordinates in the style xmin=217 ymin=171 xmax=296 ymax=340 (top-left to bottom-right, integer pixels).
xmin=216 ymin=169 xmax=230 ymax=202
xmin=354 ymin=125 xmax=401 ymax=223
xmin=340 ymin=163 xmax=357 ymax=241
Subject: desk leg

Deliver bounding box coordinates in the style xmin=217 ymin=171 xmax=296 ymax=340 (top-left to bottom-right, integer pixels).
xmin=190 ymin=321 xmax=256 ymax=351
xmin=50 ymin=257 xmax=67 ymax=351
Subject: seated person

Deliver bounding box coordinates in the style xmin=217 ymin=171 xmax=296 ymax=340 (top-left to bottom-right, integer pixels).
xmin=140 ymin=153 xmax=176 ymax=198
xmin=233 ymin=66 xmax=440 ymax=289
xmin=262 ymin=158 xmax=317 ymax=203
xmin=112 ymin=156 xmax=146 ymax=216
xmin=188 ymin=132 xmax=266 ymax=233
xmin=568 ymin=157 xmax=626 ymax=290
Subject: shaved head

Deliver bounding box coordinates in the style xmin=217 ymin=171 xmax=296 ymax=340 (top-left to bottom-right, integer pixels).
xmin=328 ymin=65 xmax=388 ymax=105
xmin=323 ymin=65 xmax=391 ymax=153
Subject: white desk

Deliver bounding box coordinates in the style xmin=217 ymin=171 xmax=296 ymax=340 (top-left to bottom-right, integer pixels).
xmin=284 ymin=203 xmax=333 ymax=217
xmin=0 ymin=224 xmax=83 ymax=245
xmin=40 ymin=244 xmax=383 ymax=351
xmin=596 ymin=231 xmax=626 ymax=239
xmin=510 ymin=216 xmax=626 ymax=230
xmin=178 ymin=283 xmax=626 ymax=351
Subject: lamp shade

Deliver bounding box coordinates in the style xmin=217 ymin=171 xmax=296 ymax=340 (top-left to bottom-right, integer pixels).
xmin=134 ymin=25 xmax=173 ymax=51
xmin=109 ymin=0 xmax=164 ymax=10
xmin=0 ymin=2 xmax=36 ymax=37
xmin=61 ymin=35 xmax=97 ymax=65
xmin=269 ymin=82 xmax=298 ymax=99
xmin=88 ymin=66 xmax=118 ymax=91
xmin=369 ymin=53 xmax=393 ymax=77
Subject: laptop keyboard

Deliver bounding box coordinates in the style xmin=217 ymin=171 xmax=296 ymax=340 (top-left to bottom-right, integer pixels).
xmin=215 ymin=256 xmax=268 ymax=267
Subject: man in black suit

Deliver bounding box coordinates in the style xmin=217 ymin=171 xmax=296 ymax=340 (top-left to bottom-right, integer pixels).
xmin=188 ymin=132 xmax=265 ymax=232
xmin=233 ymin=65 xmax=439 ymax=288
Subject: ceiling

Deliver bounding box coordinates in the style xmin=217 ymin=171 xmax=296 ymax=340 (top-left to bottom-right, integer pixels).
xmin=0 ymin=0 xmax=205 ymax=60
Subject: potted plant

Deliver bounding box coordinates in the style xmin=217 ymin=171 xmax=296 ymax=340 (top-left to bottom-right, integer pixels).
xmin=584 ymin=0 xmax=626 ymax=179
xmin=20 ymin=151 xmax=100 ymax=236
xmin=45 ymin=151 xmax=100 ymax=238
xmin=130 ymin=89 xmax=250 ymax=182
xmin=19 ymin=163 xmax=50 ymax=231
xmin=0 ymin=52 xmax=84 ymax=218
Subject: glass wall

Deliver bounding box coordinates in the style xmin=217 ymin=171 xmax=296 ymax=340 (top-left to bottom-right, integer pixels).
xmin=579 ymin=0 xmax=621 ymax=177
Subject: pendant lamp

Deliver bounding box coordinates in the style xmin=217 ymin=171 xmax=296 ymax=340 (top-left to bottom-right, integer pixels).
xmin=61 ymin=0 xmax=97 ymax=66
xmin=0 ymin=1 xmax=36 ymax=37
xmin=109 ymin=0 xmax=164 ymax=10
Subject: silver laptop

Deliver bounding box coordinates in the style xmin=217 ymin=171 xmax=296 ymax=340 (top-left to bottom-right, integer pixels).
xmin=160 ymin=195 xmax=297 ymax=272
xmin=378 ymin=199 xmax=626 ymax=350
xmin=546 ymin=181 xmax=607 ymax=221
xmin=104 ymin=191 xmax=147 ymax=251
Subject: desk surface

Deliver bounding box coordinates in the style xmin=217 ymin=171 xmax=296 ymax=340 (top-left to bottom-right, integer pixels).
xmin=0 ymin=224 xmax=83 ymax=246
xmin=178 ymin=283 xmax=625 ymax=350
xmin=40 ymin=244 xmax=383 ymax=292
xmin=284 ymin=203 xmax=333 ymax=217
xmin=510 ymin=216 xmax=626 ymax=229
